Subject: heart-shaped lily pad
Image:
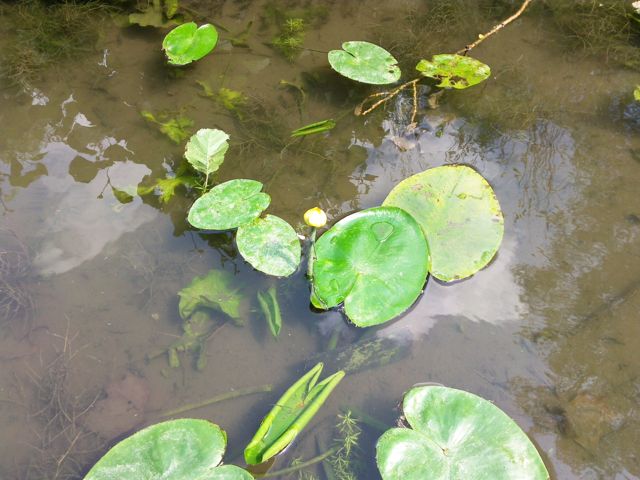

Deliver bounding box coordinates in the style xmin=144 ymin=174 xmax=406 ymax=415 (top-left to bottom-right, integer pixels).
xmin=311 ymin=206 xmax=429 ymax=327
xmin=236 ymin=214 xmax=301 ymax=277
xmin=162 ymin=22 xmax=218 ymax=66
xmin=187 ymin=179 xmax=271 ymax=231
xmin=84 ymin=419 xmax=253 ymax=479
xmin=416 ymin=54 xmax=490 ymax=89
xmin=376 ymin=385 xmax=549 ymax=480
xmin=328 ymin=41 xmax=401 ymax=85
xmin=383 ymin=165 xmax=503 ymax=282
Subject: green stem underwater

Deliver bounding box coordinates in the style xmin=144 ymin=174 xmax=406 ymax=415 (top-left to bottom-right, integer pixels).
xmin=159 ymin=384 xmax=273 ymax=417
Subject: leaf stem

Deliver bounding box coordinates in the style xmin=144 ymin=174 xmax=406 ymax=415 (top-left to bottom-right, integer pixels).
xmin=259 ymin=446 xmax=338 ymax=478
xmin=159 ymin=384 xmax=273 ymax=417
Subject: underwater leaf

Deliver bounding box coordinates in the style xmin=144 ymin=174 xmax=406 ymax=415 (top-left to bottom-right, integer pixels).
xmin=383 ymin=165 xmax=504 ymax=282
xmin=188 ymin=179 xmax=271 ymax=230
xmin=376 ymin=385 xmax=549 ymax=480
xmin=257 ymin=286 xmax=282 ymax=337
xmin=141 ymin=110 xmax=193 ymax=144
xmin=237 ymin=215 xmax=301 ymax=277
xmin=162 ymin=22 xmax=219 ymax=66
xmin=328 ymin=41 xmax=401 ymax=85
xmin=111 ymin=186 xmax=135 ymax=204
xmin=178 ymin=269 xmax=244 ymax=320
xmin=185 ymin=128 xmax=229 ymax=176
xmin=83 ymin=419 xmax=253 ymax=479
xmin=165 ymin=0 xmax=179 ymax=19
xmin=416 ymin=54 xmax=490 ymax=89
xmin=138 ymin=174 xmax=196 ymax=203
xmin=244 ymin=362 xmax=345 ymax=465
xmin=635 ymin=85 xmax=640 ymax=101
xmin=291 ymin=119 xmax=336 ymax=137
xmin=311 ymin=207 xmax=429 ymax=327
xmin=129 ymin=0 xmax=176 ymax=27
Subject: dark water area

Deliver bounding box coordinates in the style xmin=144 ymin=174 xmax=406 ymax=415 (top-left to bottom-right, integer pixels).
xmin=1 ymin=1 xmax=639 ymax=478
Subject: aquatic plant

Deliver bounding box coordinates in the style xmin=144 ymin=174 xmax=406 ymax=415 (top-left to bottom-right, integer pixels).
xmin=272 ymin=17 xmax=306 ymax=60
xmin=416 ymin=54 xmax=490 ymax=89
xmin=129 ymin=0 xmax=181 ymax=28
xmin=291 ymin=119 xmax=336 ymax=137
xmin=376 ymin=385 xmax=549 ymax=479
xmin=162 ymin=22 xmax=219 ymax=66
xmin=184 ymin=128 xmax=229 ymax=189
xmin=257 ymin=286 xmax=282 ymax=338
xmin=140 ymin=110 xmax=193 ymax=144
xmin=328 ymin=41 xmax=401 ymax=85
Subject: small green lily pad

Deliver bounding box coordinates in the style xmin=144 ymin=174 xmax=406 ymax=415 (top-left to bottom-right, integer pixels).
xmin=376 ymin=385 xmax=549 ymax=480
xmin=416 ymin=54 xmax=490 ymax=89
xmin=328 ymin=41 xmax=401 ymax=85
xmin=185 ymin=129 xmax=229 ymax=176
xmin=178 ymin=269 xmax=244 ymax=321
xmin=84 ymin=419 xmax=253 ymax=479
xmin=244 ymin=363 xmax=344 ymax=465
xmin=162 ymin=22 xmax=218 ymax=66
xmin=236 ymin=214 xmax=301 ymax=277
xmin=311 ymin=206 xmax=429 ymax=327
xmin=188 ymin=179 xmax=271 ymax=231
xmin=383 ymin=165 xmax=503 ymax=282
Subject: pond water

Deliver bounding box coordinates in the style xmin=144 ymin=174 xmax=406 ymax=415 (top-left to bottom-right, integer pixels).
xmin=1 ymin=1 xmax=639 ymax=478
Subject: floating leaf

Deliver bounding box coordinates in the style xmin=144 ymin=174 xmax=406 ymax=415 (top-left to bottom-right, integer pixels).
xmin=84 ymin=419 xmax=253 ymax=480
xmin=188 ymin=179 xmax=271 ymax=230
xmin=291 ymin=119 xmax=336 ymax=137
xmin=376 ymin=385 xmax=549 ymax=480
xmin=162 ymin=22 xmax=219 ymax=66
xmin=185 ymin=128 xmax=229 ymax=176
xmin=237 ymin=215 xmax=301 ymax=277
xmin=111 ymin=186 xmax=135 ymax=204
xmin=178 ymin=269 xmax=244 ymax=320
xmin=244 ymin=363 xmax=344 ymax=465
xmin=328 ymin=41 xmax=401 ymax=85
xmin=383 ymin=165 xmax=503 ymax=282
xmin=416 ymin=54 xmax=490 ymax=89
xmin=311 ymin=207 xmax=429 ymax=327
xmin=257 ymin=286 xmax=282 ymax=337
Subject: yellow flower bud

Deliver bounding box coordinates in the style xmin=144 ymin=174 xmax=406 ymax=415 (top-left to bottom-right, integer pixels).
xmin=303 ymin=207 xmax=327 ymax=228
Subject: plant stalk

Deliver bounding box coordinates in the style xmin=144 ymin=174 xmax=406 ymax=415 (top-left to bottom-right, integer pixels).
xmin=259 ymin=446 xmax=338 ymax=478
xmin=159 ymin=384 xmax=273 ymax=417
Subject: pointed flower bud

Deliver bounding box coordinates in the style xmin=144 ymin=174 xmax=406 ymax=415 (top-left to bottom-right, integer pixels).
xmin=303 ymin=207 xmax=327 ymax=228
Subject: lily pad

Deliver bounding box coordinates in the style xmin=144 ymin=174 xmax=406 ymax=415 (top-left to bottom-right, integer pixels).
xmin=383 ymin=165 xmax=503 ymax=282
xmin=236 ymin=215 xmax=301 ymax=277
xmin=187 ymin=179 xmax=271 ymax=231
xmin=416 ymin=54 xmax=490 ymax=89
xmin=328 ymin=41 xmax=401 ymax=85
xmin=376 ymin=385 xmax=549 ymax=480
xmin=185 ymin=129 xmax=229 ymax=177
xmin=84 ymin=419 xmax=253 ymax=479
xmin=162 ymin=22 xmax=219 ymax=66
xmin=178 ymin=269 xmax=244 ymax=321
xmin=310 ymin=206 xmax=429 ymax=327
xmin=244 ymin=362 xmax=344 ymax=465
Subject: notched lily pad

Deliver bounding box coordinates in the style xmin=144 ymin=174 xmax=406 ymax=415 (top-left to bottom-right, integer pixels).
xmin=416 ymin=54 xmax=490 ymax=89
xmin=311 ymin=206 xmax=429 ymax=327
xmin=84 ymin=419 xmax=253 ymax=479
xmin=328 ymin=41 xmax=401 ymax=85
xmin=162 ymin=22 xmax=219 ymax=66
xmin=236 ymin=214 xmax=301 ymax=277
xmin=187 ymin=179 xmax=271 ymax=231
xmin=376 ymin=385 xmax=549 ymax=480
xmin=244 ymin=362 xmax=344 ymax=465
xmin=383 ymin=165 xmax=503 ymax=282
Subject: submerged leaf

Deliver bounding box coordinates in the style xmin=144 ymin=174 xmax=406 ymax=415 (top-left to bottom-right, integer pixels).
xmin=383 ymin=165 xmax=503 ymax=282
xmin=376 ymin=386 xmax=549 ymax=480
xmin=244 ymin=363 xmax=345 ymax=465
xmin=257 ymin=286 xmax=282 ymax=337
xmin=178 ymin=269 xmax=244 ymax=320
xmin=84 ymin=419 xmax=253 ymax=479
xmin=328 ymin=41 xmax=401 ymax=85
xmin=635 ymin=85 xmax=640 ymax=101
xmin=188 ymin=179 xmax=271 ymax=230
xmin=162 ymin=22 xmax=219 ymax=66
xmin=311 ymin=206 xmax=429 ymax=327
xmin=291 ymin=119 xmax=336 ymax=137
xmin=236 ymin=215 xmax=301 ymax=277
xmin=416 ymin=54 xmax=490 ymax=89
xmin=185 ymin=128 xmax=229 ymax=176
xmin=141 ymin=110 xmax=193 ymax=144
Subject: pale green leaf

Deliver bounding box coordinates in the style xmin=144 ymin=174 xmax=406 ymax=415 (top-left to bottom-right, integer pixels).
xmin=185 ymin=128 xmax=229 ymax=176
xmin=328 ymin=41 xmax=401 ymax=85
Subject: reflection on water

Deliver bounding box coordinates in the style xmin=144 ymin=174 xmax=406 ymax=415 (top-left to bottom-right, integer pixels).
xmin=1 ymin=1 xmax=640 ymax=478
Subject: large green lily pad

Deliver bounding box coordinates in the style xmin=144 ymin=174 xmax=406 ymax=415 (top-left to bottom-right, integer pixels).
xmin=328 ymin=41 xmax=401 ymax=85
xmin=416 ymin=54 xmax=490 ymax=89
xmin=188 ymin=179 xmax=271 ymax=231
xmin=376 ymin=386 xmax=549 ymax=480
xmin=185 ymin=129 xmax=229 ymax=177
xmin=244 ymin=362 xmax=344 ymax=465
xmin=311 ymin=206 xmax=429 ymax=327
xmin=236 ymin=214 xmax=301 ymax=277
xmin=162 ymin=22 xmax=218 ymax=66
xmin=84 ymin=419 xmax=253 ymax=479
xmin=178 ymin=269 xmax=244 ymax=320
xmin=383 ymin=165 xmax=503 ymax=282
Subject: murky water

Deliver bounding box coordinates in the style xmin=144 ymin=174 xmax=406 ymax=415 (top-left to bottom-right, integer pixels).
xmin=1 ymin=1 xmax=639 ymax=479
